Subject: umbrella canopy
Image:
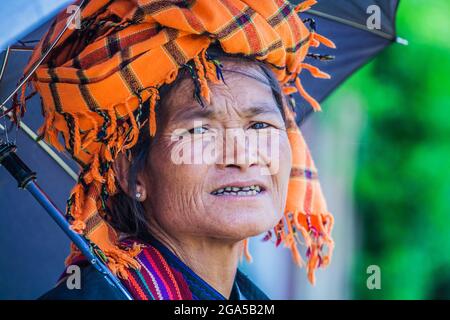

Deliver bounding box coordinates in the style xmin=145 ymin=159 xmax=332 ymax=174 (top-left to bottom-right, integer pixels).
xmin=291 ymin=0 xmax=404 ymax=123
xmin=0 ymin=0 xmax=74 ymax=50
xmin=0 ymin=0 xmax=404 ymax=299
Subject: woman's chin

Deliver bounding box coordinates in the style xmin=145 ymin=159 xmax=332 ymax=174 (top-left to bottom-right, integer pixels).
xmin=209 ymin=209 xmax=282 ymax=239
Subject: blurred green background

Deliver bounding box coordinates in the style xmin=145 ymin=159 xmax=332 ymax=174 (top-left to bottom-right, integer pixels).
xmin=319 ymin=0 xmax=450 ymax=299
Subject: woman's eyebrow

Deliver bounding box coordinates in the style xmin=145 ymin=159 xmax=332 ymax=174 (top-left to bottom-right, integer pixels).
xmin=173 ymin=107 xmax=216 ymax=121
xmin=243 ymin=104 xmax=280 ymax=117
xmin=174 ymin=103 xmax=280 ymax=121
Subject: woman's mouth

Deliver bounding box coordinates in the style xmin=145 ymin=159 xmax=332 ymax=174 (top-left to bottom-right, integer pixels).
xmin=211 ymin=185 xmax=264 ymax=197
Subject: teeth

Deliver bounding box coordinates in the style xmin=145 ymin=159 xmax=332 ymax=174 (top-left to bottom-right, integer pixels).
xmin=237 ymin=190 xmax=258 ymax=196
xmin=212 ymin=185 xmax=262 ymax=196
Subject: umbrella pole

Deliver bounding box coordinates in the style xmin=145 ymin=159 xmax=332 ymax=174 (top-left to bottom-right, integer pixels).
xmin=0 ymin=142 xmax=133 ymax=300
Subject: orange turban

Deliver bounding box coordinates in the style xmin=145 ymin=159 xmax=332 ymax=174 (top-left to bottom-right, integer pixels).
xmin=21 ymin=0 xmax=335 ymax=284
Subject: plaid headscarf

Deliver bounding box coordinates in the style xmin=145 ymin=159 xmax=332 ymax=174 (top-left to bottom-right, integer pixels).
xmin=20 ymin=0 xmax=334 ymax=284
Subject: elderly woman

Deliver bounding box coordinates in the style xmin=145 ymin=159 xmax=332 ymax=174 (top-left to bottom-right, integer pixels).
xmin=24 ymin=0 xmax=334 ymax=300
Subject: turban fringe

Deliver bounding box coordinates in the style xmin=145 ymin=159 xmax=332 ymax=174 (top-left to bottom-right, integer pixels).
xmin=20 ymin=0 xmax=335 ymax=284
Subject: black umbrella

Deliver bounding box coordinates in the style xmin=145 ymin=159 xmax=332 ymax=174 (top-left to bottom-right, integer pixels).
xmin=291 ymin=0 xmax=406 ymax=123
xmin=0 ymin=0 xmax=406 ymax=299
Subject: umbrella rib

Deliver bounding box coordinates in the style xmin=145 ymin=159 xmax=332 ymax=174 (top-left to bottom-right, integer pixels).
xmin=0 ymin=47 xmax=11 ymax=83
xmin=9 ymin=45 xmax=35 ymax=52
xmin=308 ymin=9 xmax=396 ymax=42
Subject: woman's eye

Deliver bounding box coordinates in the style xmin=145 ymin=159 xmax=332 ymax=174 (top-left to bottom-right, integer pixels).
xmin=250 ymin=122 xmax=270 ymax=130
xmin=188 ymin=126 xmax=208 ymax=134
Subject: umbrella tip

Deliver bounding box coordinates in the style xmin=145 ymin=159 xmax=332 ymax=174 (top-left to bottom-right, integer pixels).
xmin=395 ymin=37 xmax=409 ymax=46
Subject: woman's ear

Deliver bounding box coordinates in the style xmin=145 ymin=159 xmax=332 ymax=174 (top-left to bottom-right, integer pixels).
xmin=135 ymin=170 xmax=149 ymax=202
xmin=113 ymin=152 xmax=148 ymax=202
xmin=113 ymin=152 xmax=131 ymax=196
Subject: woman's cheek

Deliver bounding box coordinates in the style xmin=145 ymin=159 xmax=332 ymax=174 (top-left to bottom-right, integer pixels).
xmin=277 ymin=133 xmax=292 ymax=212
xmin=254 ymin=128 xmax=287 ymax=176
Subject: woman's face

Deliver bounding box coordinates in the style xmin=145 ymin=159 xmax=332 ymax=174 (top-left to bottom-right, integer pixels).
xmin=142 ymin=59 xmax=292 ymax=242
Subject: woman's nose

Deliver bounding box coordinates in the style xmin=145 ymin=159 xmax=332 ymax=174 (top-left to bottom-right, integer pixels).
xmin=215 ymin=128 xmax=259 ymax=171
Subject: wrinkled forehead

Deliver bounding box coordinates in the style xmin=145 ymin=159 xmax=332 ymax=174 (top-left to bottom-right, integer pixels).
xmin=159 ymin=58 xmax=280 ymax=122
